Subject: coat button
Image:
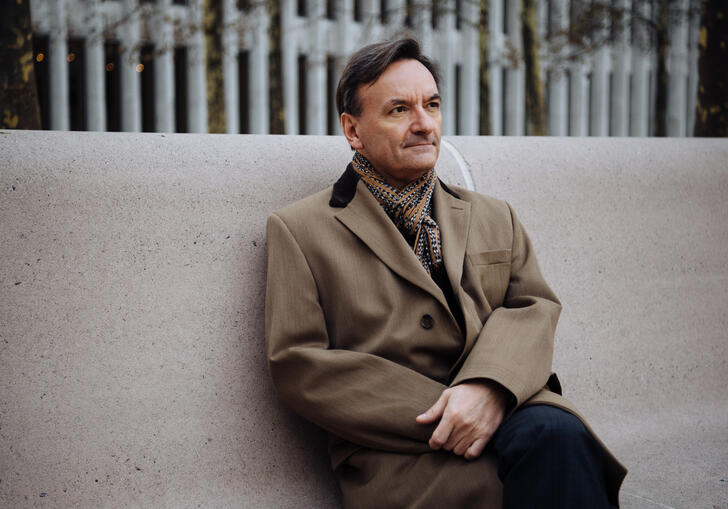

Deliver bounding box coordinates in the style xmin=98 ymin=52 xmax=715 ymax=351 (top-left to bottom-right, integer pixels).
xmin=420 ymin=314 xmax=434 ymax=329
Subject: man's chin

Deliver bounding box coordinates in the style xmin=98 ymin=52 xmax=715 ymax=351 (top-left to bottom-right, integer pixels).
xmin=406 ymin=148 xmax=439 ymax=169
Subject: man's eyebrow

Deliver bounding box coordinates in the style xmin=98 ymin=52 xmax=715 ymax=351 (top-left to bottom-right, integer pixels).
xmin=384 ymin=94 xmax=441 ymax=108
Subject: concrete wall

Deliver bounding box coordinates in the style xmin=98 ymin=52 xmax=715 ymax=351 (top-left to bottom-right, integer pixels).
xmin=1 ymin=131 xmax=727 ymax=508
xmin=448 ymin=136 xmax=728 ymax=508
xmin=0 ymin=131 xmax=466 ymax=508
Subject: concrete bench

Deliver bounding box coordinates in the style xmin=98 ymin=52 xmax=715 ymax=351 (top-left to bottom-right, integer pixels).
xmin=1 ymin=131 xmax=726 ymax=508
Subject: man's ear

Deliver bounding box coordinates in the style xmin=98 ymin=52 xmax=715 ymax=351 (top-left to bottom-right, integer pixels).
xmin=340 ymin=113 xmax=364 ymax=150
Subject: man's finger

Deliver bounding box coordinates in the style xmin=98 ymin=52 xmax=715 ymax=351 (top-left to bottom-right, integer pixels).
xmin=442 ymin=420 xmax=467 ymax=451
xmin=463 ymin=438 xmax=488 ymax=460
xmin=452 ymin=435 xmax=472 ymax=456
xmin=428 ymin=416 xmax=454 ymax=450
xmin=416 ymin=391 xmax=448 ymax=424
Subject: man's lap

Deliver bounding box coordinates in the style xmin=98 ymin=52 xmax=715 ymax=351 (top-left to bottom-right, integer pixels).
xmin=334 ymin=405 xmax=607 ymax=509
xmin=335 ymin=445 xmax=502 ymax=509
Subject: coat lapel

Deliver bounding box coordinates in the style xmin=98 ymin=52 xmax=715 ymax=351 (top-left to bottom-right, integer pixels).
xmin=435 ymin=186 xmax=492 ymax=376
xmin=334 ymin=179 xmax=451 ymax=311
xmin=433 ymin=182 xmax=486 ymax=369
xmin=433 ymin=181 xmax=471 ymax=299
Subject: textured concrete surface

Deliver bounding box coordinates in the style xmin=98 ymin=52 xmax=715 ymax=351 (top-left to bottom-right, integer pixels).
xmin=1 ymin=131 xmax=727 ymax=508
xmin=450 ymin=136 xmax=728 ymax=509
xmin=0 ymin=131 xmax=464 ymax=508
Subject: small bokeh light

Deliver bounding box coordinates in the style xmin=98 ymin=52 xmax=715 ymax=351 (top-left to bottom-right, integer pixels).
xmin=106 ymin=62 xmax=114 ymax=71
xmin=136 ymin=64 xmax=144 ymax=72
xmin=67 ymin=53 xmax=76 ymax=63
xmin=36 ymin=53 xmax=45 ymax=63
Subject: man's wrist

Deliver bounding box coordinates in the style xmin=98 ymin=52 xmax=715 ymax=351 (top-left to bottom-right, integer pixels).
xmin=465 ymin=378 xmax=515 ymax=413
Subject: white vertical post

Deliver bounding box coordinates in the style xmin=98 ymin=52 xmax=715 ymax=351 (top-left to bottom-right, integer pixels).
xmin=187 ymin=0 xmax=207 ymax=133
xmin=429 ymin=8 xmax=443 ymax=93
xmin=667 ymin=0 xmax=689 ymax=136
xmin=439 ymin=0 xmax=456 ymax=135
xmin=403 ymin=0 xmax=429 ymax=51
xmin=366 ymin=0 xmax=383 ymax=42
xmin=630 ymin=1 xmax=650 ymax=136
xmin=548 ymin=0 xmax=568 ymax=136
xmin=336 ymin=0 xmax=355 ymax=55
xmin=590 ymin=46 xmax=610 ymax=136
xmin=307 ymin=0 xmax=327 ymax=135
xmin=489 ymin=0 xmax=503 ymax=135
xmin=610 ymin=0 xmax=631 ymax=136
xmin=49 ymin=0 xmax=69 ymax=130
xmin=504 ymin=0 xmax=523 ymax=135
xmin=568 ymin=63 xmax=589 ymax=136
xmin=585 ymin=0 xmax=610 ymax=137
xmin=154 ymin=0 xmax=175 ymax=133
xmin=332 ymin=0 xmax=356 ymax=132
xmin=460 ymin=0 xmax=479 ymax=135
xmin=388 ymin=0 xmax=406 ymax=29
xmin=85 ymin=0 xmax=106 ymax=131
xmin=415 ymin=0 xmax=433 ymax=55
xmin=249 ymin=2 xmax=270 ymax=133
xmin=223 ymin=0 xmax=240 ymax=134
xmin=432 ymin=0 xmax=456 ymax=136
xmin=282 ymin=0 xmax=298 ymax=134
xmin=121 ymin=0 xmax=141 ymax=132
xmin=630 ymin=59 xmax=650 ymax=136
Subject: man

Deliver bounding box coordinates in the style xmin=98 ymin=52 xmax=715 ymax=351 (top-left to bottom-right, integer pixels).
xmin=265 ymin=39 xmax=626 ymax=508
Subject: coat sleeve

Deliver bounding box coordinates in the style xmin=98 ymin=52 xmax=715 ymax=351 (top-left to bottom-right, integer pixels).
xmin=265 ymin=213 xmax=444 ymax=453
xmin=449 ymin=202 xmax=562 ymax=408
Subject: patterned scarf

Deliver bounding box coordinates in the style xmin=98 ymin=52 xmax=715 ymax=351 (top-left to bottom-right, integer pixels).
xmin=351 ymin=152 xmax=443 ymax=275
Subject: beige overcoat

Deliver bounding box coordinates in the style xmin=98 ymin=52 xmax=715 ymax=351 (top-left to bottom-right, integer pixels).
xmin=265 ymin=165 xmax=627 ymax=508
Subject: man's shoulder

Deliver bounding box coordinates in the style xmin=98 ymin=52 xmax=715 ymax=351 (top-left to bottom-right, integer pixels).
xmin=440 ymin=182 xmax=513 ymax=218
xmin=269 ymin=185 xmax=337 ymax=227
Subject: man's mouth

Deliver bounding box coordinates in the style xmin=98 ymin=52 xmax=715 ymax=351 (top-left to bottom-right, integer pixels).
xmin=404 ymin=140 xmax=435 ymax=148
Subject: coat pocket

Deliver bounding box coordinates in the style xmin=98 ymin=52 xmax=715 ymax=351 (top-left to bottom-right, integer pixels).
xmin=467 ymin=249 xmax=512 ymax=266
xmin=467 ymin=249 xmax=512 ymax=308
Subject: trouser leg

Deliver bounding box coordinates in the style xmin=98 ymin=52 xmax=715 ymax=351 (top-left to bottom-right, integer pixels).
xmin=490 ymin=404 xmax=616 ymax=509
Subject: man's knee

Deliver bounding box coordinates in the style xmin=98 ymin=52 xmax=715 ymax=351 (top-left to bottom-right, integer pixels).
xmin=492 ymin=405 xmax=594 ymax=468
xmin=525 ymin=405 xmax=590 ymax=448
xmin=492 ymin=405 xmax=615 ymax=509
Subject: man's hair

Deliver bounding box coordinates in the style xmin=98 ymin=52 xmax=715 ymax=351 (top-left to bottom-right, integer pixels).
xmin=335 ymin=38 xmax=441 ymax=118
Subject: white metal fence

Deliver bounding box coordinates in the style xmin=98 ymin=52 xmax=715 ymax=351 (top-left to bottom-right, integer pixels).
xmin=29 ymin=0 xmax=700 ymax=136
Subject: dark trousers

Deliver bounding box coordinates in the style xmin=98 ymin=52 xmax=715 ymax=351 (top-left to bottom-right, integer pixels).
xmin=490 ymin=405 xmax=617 ymax=509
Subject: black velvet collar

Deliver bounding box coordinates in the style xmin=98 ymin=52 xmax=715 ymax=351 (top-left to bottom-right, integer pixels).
xmin=329 ymin=163 xmax=461 ymax=208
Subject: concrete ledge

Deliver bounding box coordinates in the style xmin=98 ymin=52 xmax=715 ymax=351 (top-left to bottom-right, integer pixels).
xmin=1 ymin=131 xmax=727 ymax=508
xmin=447 ymin=137 xmax=728 ymax=509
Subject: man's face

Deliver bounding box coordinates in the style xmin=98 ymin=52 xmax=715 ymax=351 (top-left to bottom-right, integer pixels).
xmin=341 ymin=59 xmax=442 ymax=188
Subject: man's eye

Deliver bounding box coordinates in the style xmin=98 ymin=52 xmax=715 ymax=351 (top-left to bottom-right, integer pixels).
xmin=428 ymin=102 xmax=440 ymax=109
xmin=391 ymin=106 xmax=406 ymax=114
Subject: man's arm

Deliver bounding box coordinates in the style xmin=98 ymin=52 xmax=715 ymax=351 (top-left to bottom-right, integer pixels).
xmin=418 ymin=202 xmax=561 ymax=459
xmin=451 ymin=202 xmax=561 ymax=405
xmin=265 ymin=213 xmax=444 ymax=453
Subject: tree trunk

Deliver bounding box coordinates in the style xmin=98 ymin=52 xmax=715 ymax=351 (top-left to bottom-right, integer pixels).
xmin=268 ymin=0 xmax=285 ymax=134
xmin=0 ymin=0 xmax=41 ymax=130
xmin=654 ymin=0 xmax=670 ymax=137
xmin=204 ymin=0 xmax=226 ymax=133
xmin=694 ymin=0 xmax=728 ymax=136
xmin=521 ymin=0 xmax=546 ymax=135
xmin=478 ymin=0 xmax=491 ymax=135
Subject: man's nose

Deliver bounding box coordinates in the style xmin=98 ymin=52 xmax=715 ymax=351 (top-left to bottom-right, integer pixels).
xmin=410 ymin=106 xmax=437 ymax=134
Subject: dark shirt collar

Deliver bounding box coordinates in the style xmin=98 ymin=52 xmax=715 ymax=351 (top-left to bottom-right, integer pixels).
xmin=329 ymin=163 xmax=461 ymax=208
